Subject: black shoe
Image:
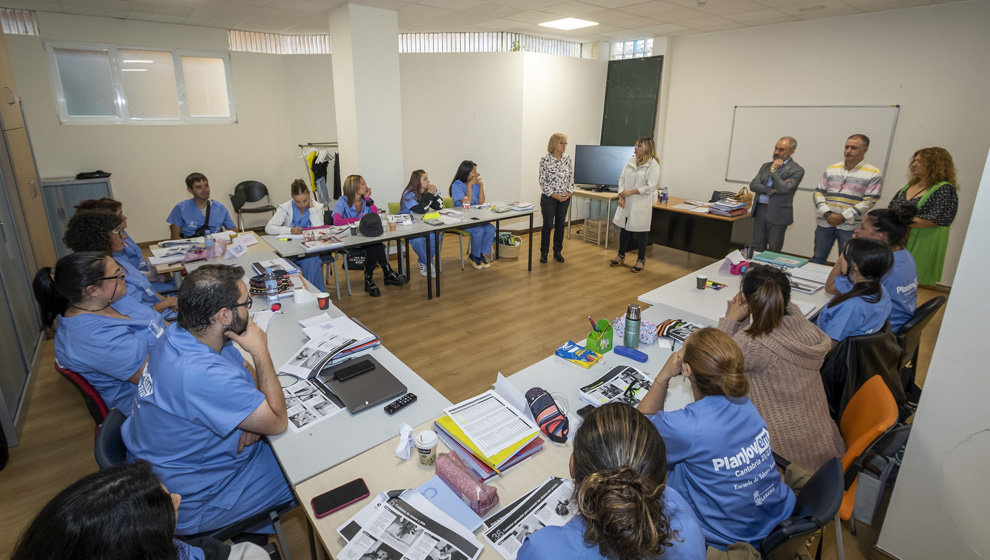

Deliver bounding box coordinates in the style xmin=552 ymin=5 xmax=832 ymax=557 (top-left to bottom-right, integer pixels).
xmin=384 ymin=269 xmax=407 ymax=286
xmin=364 ymin=277 xmax=381 ymax=297
xmin=553 ymin=252 xmax=565 ymax=263
xmin=540 ymin=253 xmax=548 ymax=263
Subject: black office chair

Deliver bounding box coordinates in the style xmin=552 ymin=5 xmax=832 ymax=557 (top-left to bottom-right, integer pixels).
xmin=895 ymin=295 xmax=946 ymax=404
xmin=94 ymin=408 xmax=128 ymax=469
xmin=230 ymin=181 xmax=277 ymax=231
xmin=181 ymin=500 xmax=297 ymax=560
xmin=761 ymin=457 xmax=844 ymax=560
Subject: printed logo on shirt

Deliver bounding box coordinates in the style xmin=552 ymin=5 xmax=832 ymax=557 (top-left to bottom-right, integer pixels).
xmin=137 ymin=363 xmax=154 ymax=398
xmin=148 ymin=320 xmax=164 ymax=339
xmin=897 ymin=279 xmax=918 ymax=296
xmin=712 ymin=427 xmax=771 ymax=473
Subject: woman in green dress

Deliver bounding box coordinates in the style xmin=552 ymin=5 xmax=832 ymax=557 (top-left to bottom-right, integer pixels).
xmin=888 ymin=147 xmax=958 ymax=285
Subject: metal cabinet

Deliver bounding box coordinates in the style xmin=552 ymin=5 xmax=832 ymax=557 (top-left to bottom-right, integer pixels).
xmin=41 ymin=176 xmax=113 ymax=259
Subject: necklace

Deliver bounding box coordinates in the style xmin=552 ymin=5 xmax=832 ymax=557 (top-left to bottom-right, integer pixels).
xmin=69 ymin=302 xmax=111 ymax=313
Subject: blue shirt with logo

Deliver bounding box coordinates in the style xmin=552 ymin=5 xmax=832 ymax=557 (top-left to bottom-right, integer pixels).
xmin=834 ymin=249 xmax=916 ymax=332
xmin=166 ymin=199 xmax=234 ymax=238
xmin=817 ymin=288 xmax=892 ymax=342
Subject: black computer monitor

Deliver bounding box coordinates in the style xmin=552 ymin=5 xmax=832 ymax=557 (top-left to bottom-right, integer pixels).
xmin=574 ymin=145 xmax=634 ymax=190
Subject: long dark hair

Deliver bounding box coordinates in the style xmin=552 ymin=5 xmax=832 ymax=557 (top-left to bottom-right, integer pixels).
xmin=402 ymin=169 xmax=427 ymax=201
xmin=449 ymin=160 xmax=476 ymax=197
xmin=64 ymin=210 xmax=123 ymax=254
xmin=572 ymin=403 xmax=675 ymax=560
xmin=32 ymin=252 xmax=109 ymax=327
xmin=11 ymin=461 xmax=182 ymax=560
xmin=741 ymin=264 xmax=791 ymax=337
xmin=827 ymin=238 xmax=892 ymax=309
xmin=867 ymin=206 xmax=917 ymax=248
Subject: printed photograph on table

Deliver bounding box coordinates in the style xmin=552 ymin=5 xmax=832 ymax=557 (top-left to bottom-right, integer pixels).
xmin=578 ymin=366 xmax=653 ymax=407
xmin=483 ymin=477 xmax=576 ymax=560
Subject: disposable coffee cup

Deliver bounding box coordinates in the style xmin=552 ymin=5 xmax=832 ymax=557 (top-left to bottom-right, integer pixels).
xmin=317 ymin=292 xmax=330 ymax=310
xmin=696 ymin=275 xmax=708 ymax=290
xmin=388 ymin=221 xmax=397 ymax=231
xmin=415 ymin=430 xmax=438 ymax=467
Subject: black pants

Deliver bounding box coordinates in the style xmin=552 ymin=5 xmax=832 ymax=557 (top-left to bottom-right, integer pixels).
xmin=540 ymin=194 xmax=570 ymax=256
xmin=618 ymin=228 xmax=648 ymax=261
xmin=362 ymin=243 xmax=389 ymax=278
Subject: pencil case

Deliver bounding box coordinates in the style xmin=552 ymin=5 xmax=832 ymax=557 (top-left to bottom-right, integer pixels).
xmin=611 ymin=317 xmax=660 ymax=345
xmin=435 ymin=452 xmax=499 ymax=515
xmin=555 ymin=341 xmax=602 ymax=369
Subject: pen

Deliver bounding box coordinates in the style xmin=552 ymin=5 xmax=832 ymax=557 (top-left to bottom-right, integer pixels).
xmin=587 ymin=316 xmax=599 ymax=332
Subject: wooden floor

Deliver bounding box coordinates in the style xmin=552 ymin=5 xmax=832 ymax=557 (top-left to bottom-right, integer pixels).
xmin=0 ymin=228 xmax=945 ymax=559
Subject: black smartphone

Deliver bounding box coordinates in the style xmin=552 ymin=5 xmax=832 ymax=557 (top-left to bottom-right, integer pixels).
xmin=577 ymin=404 xmax=596 ymax=418
xmin=333 ymin=359 xmax=375 ymax=381
xmin=311 ymin=478 xmax=370 ymax=518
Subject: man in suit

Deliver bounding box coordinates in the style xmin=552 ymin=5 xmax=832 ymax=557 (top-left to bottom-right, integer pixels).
xmin=748 ymin=137 xmax=805 ymax=252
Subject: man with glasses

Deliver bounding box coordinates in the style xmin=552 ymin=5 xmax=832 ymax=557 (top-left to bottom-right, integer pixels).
xmin=123 ymin=264 xmax=292 ymax=535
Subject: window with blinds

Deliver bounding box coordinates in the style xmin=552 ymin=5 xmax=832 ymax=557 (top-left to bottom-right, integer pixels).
xmin=0 ymin=8 xmax=39 ymax=36
xmin=228 ymin=30 xmax=331 ymax=54
xmin=611 ymin=39 xmax=654 ymax=60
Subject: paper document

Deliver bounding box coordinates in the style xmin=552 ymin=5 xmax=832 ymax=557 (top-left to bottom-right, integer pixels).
xmin=672 ymin=203 xmax=695 ymax=210
xmin=281 ymin=377 xmax=343 ymax=432
xmin=690 ymin=206 xmax=710 ymax=213
xmin=278 ymin=334 xmax=355 ymax=378
xmin=445 ymin=391 xmax=539 ymax=458
xmin=793 ymin=299 xmax=817 ymax=317
xmin=493 ymin=373 xmax=535 ymax=423
xmin=483 ymin=477 xmax=576 ymax=560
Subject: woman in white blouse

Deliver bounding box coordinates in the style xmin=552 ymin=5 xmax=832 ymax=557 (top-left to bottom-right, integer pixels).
xmin=266 ymin=178 xmax=327 ymax=290
xmin=610 ymin=137 xmax=661 ymax=273
xmin=538 ymin=133 xmax=574 ymax=263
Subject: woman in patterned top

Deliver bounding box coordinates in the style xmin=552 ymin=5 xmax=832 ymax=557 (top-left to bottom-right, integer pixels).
xmin=538 ymin=133 xmax=574 ymax=263
xmin=888 ymin=147 xmax=959 ymax=285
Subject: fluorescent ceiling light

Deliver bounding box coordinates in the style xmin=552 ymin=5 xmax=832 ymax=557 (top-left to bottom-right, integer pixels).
xmin=122 ymin=59 xmax=154 ymax=63
xmin=539 ymin=18 xmax=598 ymax=30
xmin=121 ymin=68 xmax=148 ymax=72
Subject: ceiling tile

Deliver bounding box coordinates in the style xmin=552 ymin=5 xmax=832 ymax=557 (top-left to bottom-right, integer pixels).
xmin=585 ymin=7 xmax=659 ymax=23
xmin=491 ymin=0 xmax=564 ymax=9
xmin=504 ymin=9 xmax=562 ymax=23
xmin=541 ymin=1 xmax=608 ymax=16
xmin=850 ymin=0 xmax=931 ymax=10
xmin=126 ymin=1 xmax=195 ymax=17
xmin=127 ymin=11 xmax=190 ymax=23
xmin=692 ymin=0 xmax=768 ymax=14
xmin=777 ymin=0 xmax=860 ymax=18
xmin=679 ymin=15 xmax=745 ymax=29
xmin=725 ymin=8 xmax=799 ymax=22
xmin=471 ymin=17 xmax=529 ymax=30
xmin=415 ymin=0 xmax=486 ymax=10
xmin=580 ymin=0 xmax=646 ymax=7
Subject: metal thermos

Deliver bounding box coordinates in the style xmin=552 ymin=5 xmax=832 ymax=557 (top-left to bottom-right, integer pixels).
xmin=624 ymin=304 xmax=641 ymax=348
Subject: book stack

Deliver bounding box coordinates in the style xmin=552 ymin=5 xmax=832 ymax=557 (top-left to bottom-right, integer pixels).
xmin=709 ymin=198 xmax=748 ymax=217
xmin=297 ymin=314 xmax=381 ymax=368
xmin=508 ymin=201 xmax=535 ymax=211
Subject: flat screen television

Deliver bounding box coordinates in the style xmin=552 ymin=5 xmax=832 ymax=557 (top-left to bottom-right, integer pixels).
xmin=574 ymin=145 xmax=634 ymax=190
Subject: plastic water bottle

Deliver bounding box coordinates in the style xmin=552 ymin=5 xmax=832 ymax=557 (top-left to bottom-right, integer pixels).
xmin=624 ymin=304 xmax=641 ymax=349
xmin=263 ymin=267 xmax=279 ymax=307
xmin=660 ymin=187 xmax=669 ymax=205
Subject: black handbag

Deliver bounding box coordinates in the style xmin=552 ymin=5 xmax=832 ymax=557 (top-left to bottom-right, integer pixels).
xmin=187 ymin=201 xmax=213 ymax=238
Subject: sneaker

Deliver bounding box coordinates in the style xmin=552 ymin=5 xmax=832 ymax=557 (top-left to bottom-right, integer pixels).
xmin=419 ymin=263 xmax=428 ymax=277
xmin=480 ymin=255 xmax=491 ymax=268
xmin=469 ymin=254 xmax=484 ymax=269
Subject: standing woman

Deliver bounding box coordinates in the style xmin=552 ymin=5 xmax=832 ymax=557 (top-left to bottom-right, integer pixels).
xmin=266 ymin=178 xmax=328 ymax=291
xmin=610 ymin=137 xmax=660 ymax=273
xmin=450 ymin=160 xmax=496 ymax=269
xmin=332 ymin=174 xmax=407 ymax=297
xmin=538 ymin=133 xmax=574 ymax=263
xmin=400 ymin=169 xmax=444 ymax=276
xmin=888 ymin=147 xmax=959 ymax=285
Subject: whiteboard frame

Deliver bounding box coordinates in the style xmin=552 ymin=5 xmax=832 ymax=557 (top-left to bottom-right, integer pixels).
xmin=724 ymin=104 xmax=900 ymax=190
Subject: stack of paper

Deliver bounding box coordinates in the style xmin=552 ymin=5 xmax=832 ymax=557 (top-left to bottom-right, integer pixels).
xmin=251 ymin=257 xmax=299 ymax=275
xmin=298 ymin=314 xmax=381 ymax=366
xmin=754 ymin=251 xmax=809 ymax=268
xmin=709 ymin=198 xmax=748 ymax=217
xmin=508 ymin=201 xmax=535 ymax=211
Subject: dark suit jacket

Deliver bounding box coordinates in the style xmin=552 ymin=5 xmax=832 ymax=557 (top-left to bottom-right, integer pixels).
xmin=749 ymin=159 xmax=805 ymax=225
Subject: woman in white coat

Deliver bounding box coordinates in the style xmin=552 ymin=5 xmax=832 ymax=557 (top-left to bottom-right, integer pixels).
xmin=610 ymin=137 xmax=661 ymax=273
xmin=266 ymin=178 xmax=327 ymax=290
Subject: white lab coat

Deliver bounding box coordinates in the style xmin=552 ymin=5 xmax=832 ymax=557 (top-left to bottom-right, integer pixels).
xmin=265 ymin=199 xmax=327 ymax=235
xmin=612 ymin=156 xmax=660 ymax=232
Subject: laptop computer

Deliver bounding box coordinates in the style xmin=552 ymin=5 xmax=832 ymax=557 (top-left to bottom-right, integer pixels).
xmin=312 ymin=356 xmax=406 ymax=414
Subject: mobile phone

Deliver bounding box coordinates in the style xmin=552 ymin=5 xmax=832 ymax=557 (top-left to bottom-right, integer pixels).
xmin=577 ymin=404 xmax=596 ymax=418
xmin=311 ymin=478 xmax=370 ymax=518
xmin=333 ymin=359 xmax=375 ymax=381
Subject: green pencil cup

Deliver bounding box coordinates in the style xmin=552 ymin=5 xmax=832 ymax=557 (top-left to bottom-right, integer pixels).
xmin=586 ymin=319 xmax=613 ymax=354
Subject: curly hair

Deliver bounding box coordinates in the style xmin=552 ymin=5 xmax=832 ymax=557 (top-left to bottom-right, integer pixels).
xmin=910 ymin=147 xmax=958 ymax=190
xmin=75 ymin=197 xmax=122 ymax=213
xmin=63 ymin=210 xmax=123 ymax=254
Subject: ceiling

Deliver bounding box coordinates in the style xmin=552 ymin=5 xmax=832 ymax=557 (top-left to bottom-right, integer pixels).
xmin=4 ymin=0 xmax=955 ymax=42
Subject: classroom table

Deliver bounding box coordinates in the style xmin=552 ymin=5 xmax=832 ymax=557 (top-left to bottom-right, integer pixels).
xmin=566 ymin=189 xmax=619 ymax=250
xmin=637 ymin=254 xmax=834 ymax=324
xmin=650 ymin=195 xmax=754 ymax=259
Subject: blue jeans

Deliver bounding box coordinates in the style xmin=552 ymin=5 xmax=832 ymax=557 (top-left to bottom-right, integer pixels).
xmin=812 ymin=226 xmax=854 ymax=264
xmin=409 ymin=234 xmax=443 ymax=265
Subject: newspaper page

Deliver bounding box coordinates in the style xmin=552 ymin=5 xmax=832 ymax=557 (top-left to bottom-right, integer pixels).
xmin=280 ymin=377 xmax=343 ymax=431
xmin=277 ymin=334 xmax=355 ymax=378
xmin=577 ymin=365 xmax=653 ymax=407
xmin=482 ymin=477 xmax=576 ymax=560
xmin=337 ymin=497 xmax=482 ymax=560
xmin=444 ymin=391 xmax=539 ymax=458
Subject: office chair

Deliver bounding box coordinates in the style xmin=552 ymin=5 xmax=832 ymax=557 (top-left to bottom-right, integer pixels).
xmin=761 ymin=457 xmax=844 ymax=560
xmin=182 ymin=501 xmax=297 ymax=560
xmin=820 ymin=323 xmax=905 ymax=420
xmin=895 ymin=295 xmax=946 ymax=404
xmin=230 ymin=181 xmax=277 ymax=231
xmin=55 ymin=361 xmax=108 ymax=428
xmin=442 ymin=196 xmax=468 ymax=270
xmin=94 ymin=407 xmax=128 ymax=469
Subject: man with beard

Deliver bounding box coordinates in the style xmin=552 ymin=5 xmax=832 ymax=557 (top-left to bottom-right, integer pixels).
xmin=122 ymin=264 xmax=292 ymax=535
xmin=748 ymin=136 xmax=804 ymax=252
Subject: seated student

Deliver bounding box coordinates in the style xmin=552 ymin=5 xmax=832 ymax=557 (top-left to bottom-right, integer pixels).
xmin=11 ymin=460 xmax=267 ymax=560
xmin=265 ymin=178 xmax=328 ymax=291
xmin=517 ymin=402 xmax=706 ymax=560
xmin=637 ymin=328 xmax=795 ymax=550
xmin=719 ymin=265 xmax=843 ymax=473
xmin=63 ymin=209 xmax=177 ymax=317
xmin=400 ymin=169 xmax=444 ymax=277
xmin=332 ymin=174 xmax=407 ymax=297
xmin=122 ymin=265 xmax=294 ymax=535
xmin=450 ymin=160 xmax=496 ymax=269
xmin=75 ymin=197 xmax=171 ymax=290
xmin=817 ymin=237 xmax=893 ymax=347
xmin=826 ymin=207 xmax=918 ymax=332
xmin=167 ymin=172 xmax=235 ymax=239
xmin=32 ymin=252 xmax=165 ymax=413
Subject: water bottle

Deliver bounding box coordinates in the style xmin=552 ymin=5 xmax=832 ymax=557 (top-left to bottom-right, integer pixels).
xmin=660 ymin=187 xmax=669 ymax=205
xmin=624 ymin=304 xmax=641 ymax=349
xmin=263 ymin=267 xmax=279 ymax=307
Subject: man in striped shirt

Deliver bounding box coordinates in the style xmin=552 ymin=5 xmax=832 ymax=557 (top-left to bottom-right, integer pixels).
xmin=811 ymin=134 xmax=883 ymax=264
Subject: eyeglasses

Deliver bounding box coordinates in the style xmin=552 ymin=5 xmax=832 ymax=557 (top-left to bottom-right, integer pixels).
xmin=99 ymin=268 xmax=127 ymax=282
xmin=231 ymin=297 xmax=253 ymax=310
xmin=624 ymin=379 xmax=643 ymax=400
xmin=111 ymin=228 xmax=126 ymax=237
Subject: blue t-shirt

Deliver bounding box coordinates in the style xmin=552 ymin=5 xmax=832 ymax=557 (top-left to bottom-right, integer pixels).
xmin=451 ymin=180 xmax=480 ymax=205
xmin=291 ymin=203 xmax=312 ymax=228
xmin=166 ymin=199 xmax=235 ymax=238
xmin=332 ymin=196 xmax=375 ymax=222
xmin=817 ymin=288 xmax=892 ymax=342
xmin=114 ymin=234 xmax=146 ymax=271
xmin=174 ymin=539 xmax=206 ymax=560
xmin=122 ymin=323 xmax=289 ymax=534
xmin=649 ymin=396 xmax=795 ymax=549
xmin=517 ymin=486 xmax=706 ymax=560
xmin=54 ymin=296 xmax=165 ymax=413
xmin=834 ymin=249 xmax=916 ymax=332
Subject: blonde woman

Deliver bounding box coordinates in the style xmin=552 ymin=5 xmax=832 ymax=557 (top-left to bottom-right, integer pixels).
xmin=610 ymin=137 xmax=660 ymax=273
xmin=538 ymin=133 xmax=574 ymax=263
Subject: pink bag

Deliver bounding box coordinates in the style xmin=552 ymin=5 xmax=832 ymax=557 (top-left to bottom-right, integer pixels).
xmin=435 ymin=452 xmax=499 ymax=515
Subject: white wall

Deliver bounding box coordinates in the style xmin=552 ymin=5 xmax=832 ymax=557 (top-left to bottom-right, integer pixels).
xmin=660 ymin=0 xmax=990 ymax=285
xmin=877 ymin=148 xmax=990 ymax=559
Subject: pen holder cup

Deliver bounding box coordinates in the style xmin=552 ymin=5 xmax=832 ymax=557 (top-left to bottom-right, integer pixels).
xmin=586 ymin=320 xmax=613 ymax=354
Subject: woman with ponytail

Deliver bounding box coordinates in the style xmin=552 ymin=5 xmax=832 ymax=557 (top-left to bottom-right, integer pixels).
xmin=517 ymin=403 xmax=705 ymax=560
xmin=816 ymin=237 xmax=893 ymax=347
xmin=637 ymin=328 xmax=795 ymax=550
xmin=32 ymin=252 xmax=165 ymax=412
xmin=719 ymin=264 xmax=842 ymax=472
xmin=826 ymin=206 xmax=918 ymax=332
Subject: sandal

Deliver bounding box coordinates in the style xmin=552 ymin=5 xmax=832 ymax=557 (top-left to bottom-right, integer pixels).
xmin=609 ymin=255 xmax=625 ymax=267
xmin=631 ymin=260 xmax=645 ymax=273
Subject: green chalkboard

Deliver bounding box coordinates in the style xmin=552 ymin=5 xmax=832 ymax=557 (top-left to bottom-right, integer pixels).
xmin=600 ymin=56 xmax=663 ymax=146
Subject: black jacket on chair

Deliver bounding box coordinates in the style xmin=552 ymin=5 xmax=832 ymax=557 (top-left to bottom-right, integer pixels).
xmin=820 ymin=322 xmax=907 ymax=420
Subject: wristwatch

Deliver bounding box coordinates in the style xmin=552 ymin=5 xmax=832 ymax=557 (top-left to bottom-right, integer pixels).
xmin=823 ymin=211 xmax=833 ymax=219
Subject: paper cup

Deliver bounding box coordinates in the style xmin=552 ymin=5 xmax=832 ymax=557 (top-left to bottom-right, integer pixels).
xmin=388 ymin=221 xmax=397 ymax=231
xmin=415 ymin=430 xmax=438 ymax=466
xmin=317 ymin=292 xmax=330 ymax=310
xmin=696 ymin=275 xmax=708 ymax=290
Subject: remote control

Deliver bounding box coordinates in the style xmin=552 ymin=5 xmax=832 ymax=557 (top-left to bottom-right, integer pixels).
xmin=384 ymin=393 xmax=417 ymax=414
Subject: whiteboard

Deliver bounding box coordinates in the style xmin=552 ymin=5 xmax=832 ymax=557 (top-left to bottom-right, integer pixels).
xmin=725 ymin=105 xmax=899 ymax=188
